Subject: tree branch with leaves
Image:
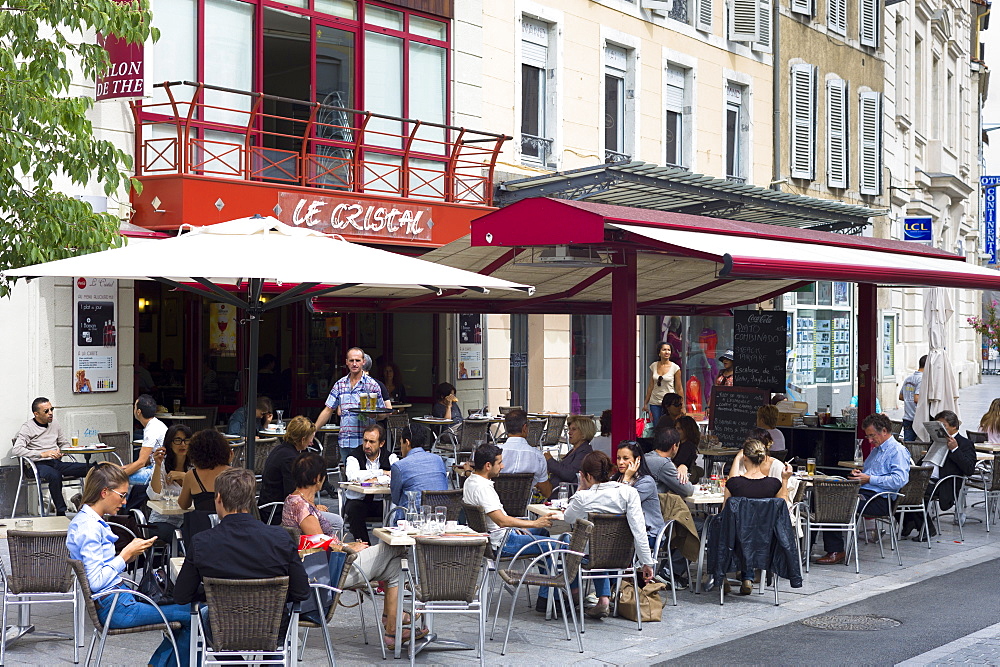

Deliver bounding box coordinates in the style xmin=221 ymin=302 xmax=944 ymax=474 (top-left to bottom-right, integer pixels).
xmin=0 ymin=0 xmax=157 ymax=296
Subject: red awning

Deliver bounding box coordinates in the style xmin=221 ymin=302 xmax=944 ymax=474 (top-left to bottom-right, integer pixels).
xmin=309 ymin=198 xmax=1000 ymax=314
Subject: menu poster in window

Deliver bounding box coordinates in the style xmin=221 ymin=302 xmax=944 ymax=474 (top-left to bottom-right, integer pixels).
xmin=73 ymin=278 xmax=118 ymax=393
xmin=209 ymin=303 xmax=237 ymax=357
xmin=457 ymin=314 xmax=483 ymax=379
xmin=709 ymin=386 xmax=770 ymax=449
xmin=733 ymin=310 xmax=787 ymax=393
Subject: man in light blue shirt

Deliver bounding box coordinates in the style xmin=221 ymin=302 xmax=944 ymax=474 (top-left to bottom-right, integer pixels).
xmin=816 ymin=413 xmax=909 ymax=564
xmin=390 ymin=423 xmax=448 ymax=520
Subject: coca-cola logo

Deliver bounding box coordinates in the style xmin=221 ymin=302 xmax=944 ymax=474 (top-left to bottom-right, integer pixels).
xmin=77 ymin=278 xmax=87 ymax=289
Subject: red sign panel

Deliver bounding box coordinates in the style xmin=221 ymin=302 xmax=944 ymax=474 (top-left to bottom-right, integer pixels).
xmin=277 ymin=192 xmax=434 ymax=242
xmin=96 ymin=1 xmax=144 ymax=101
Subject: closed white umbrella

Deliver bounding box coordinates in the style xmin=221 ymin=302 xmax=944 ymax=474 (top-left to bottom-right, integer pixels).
xmin=5 ymin=215 xmax=533 ymax=465
xmin=913 ymin=287 xmax=960 ymax=441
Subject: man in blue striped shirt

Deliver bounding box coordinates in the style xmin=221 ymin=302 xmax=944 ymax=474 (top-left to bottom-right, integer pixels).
xmin=815 ymin=413 xmax=910 ymax=564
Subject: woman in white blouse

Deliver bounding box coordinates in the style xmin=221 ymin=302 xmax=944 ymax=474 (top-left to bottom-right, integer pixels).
xmin=563 ymin=451 xmax=656 ymax=620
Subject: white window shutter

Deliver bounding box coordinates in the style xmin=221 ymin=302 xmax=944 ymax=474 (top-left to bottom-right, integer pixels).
xmin=753 ymin=0 xmax=772 ymax=52
xmin=697 ymin=0 xmax=713 ymax=32
xmin=859 ymin=91 xmax=882 ymax=195
xmin=789 ymin=64 xmax=816 ymax=180
xmin=826 ymin=79 xmax=848 ymax=189
xmin=729 ymin=0 xmax=759 ymax=42
xmin=828 ymin=0 xmax=847 ymax=35
xmin=859 ymin=0 xmax=879 ymax=47
xmin=791 ymin=0 xmax=812 ymax=17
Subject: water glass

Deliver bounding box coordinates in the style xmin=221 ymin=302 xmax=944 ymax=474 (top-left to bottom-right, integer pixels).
xmin=434 ymin=511 xmax=446 ymax=534
xmin=434 ymin=505 xmax=448 ymax=523
xmin=405 ymin=510 xmax=420 ymax=531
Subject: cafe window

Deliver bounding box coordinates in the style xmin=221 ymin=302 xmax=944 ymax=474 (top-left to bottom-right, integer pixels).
xmin=572 ymin=315 xmax=613 ymax=416
xmin=144 ymin=0 xmax=449 ymax=134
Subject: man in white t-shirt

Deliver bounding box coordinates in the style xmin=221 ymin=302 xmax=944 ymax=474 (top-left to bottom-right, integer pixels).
xmin=127 ymin=394 xmax=167 ymax=485
xmin=899 ymin=355 xmax=925 ymax=442
xmin=462 ymin=443 xmax=556 ymax=555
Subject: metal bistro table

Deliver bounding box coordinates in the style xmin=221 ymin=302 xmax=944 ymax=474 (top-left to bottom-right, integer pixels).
xmin=339 ymin=482 xmax=394 ymax=526
xmin=685 ymin=490 xmax=725 ymax=594
xmin=60 ymin=444 xmax=119 ymax=465
xmin=0 ymin=515 xmax=71 ymax=648
xmin=371 ymin=525 xmax=488 ymax=660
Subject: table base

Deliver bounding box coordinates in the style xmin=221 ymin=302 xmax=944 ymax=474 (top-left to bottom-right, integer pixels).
xmin=406 ymin=632 xmax=475 ymax=658
xmin=3 ymin=624 xmax=34 ymax=648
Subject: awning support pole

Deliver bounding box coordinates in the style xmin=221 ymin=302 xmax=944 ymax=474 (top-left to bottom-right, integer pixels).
xmin=857 ymin=283 xmax=877 ymax=456
xmin=244 ymin=278 xmax=264 ymax=471
xmin=611 ymin=250 xmax=638 ymax=456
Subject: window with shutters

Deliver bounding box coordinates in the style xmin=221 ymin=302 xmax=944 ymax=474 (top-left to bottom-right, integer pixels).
xmin=604 ymin=44 xmax=634 ymax=162
xmin=790 ymin=0 xmax=812 ymax=17
xmin=696 ymin=0 xmax=714 ymax=32
xmin=859 ymin=91 xmax=882 ymax=196
xmin=859 ymin=0 xmax=879 ymax=47
xmin=665 ymin=65 xmax=690 ymax=168
xmin=520 ymin=17 xmax=556 ymax=168
xmin=729 ymin=0 xmax=759 ymax=41
xmin=753 ymin=0 xmax=772 ymax=51
xmin=725 ymin=83 xmax=747 ymax=181
xmin=828 ymin=0 xmax=847 ymax=36
xmin=789 ymin=64 xmax=816 ymax=180
xmin=826 ymin=79 xmax=848 ymax=189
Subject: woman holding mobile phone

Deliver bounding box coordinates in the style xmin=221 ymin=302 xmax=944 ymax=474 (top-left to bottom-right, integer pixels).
xmin=66 ymin=463 xmax=191 ymax=666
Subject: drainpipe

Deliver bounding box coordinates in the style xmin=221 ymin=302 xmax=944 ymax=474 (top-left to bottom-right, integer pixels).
xmin=771 ymin=0 xmax=782 ymax=191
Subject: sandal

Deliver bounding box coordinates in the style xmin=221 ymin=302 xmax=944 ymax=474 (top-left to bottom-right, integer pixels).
xmin=382 ymin=612 xmax=420 ymax=625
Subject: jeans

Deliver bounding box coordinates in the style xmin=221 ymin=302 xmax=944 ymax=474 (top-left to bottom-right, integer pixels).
xmin=648 ymin=404 xmax=664 ymax=426
xmin=129 ymin=465 xmax=153 ymax=485
xmin=33 ymin=459 xmax=89 ymax=513
xmin=902 ymin=420 xmax=916 ymax=443
xmin=97 ymin=592 xmax=191 ymax=667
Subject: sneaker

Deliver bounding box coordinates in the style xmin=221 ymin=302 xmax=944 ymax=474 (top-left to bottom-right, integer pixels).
xmin=583 ymin=592 xmax=598 ymax=608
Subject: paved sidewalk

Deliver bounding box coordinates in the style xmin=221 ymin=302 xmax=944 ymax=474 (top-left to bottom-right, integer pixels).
xmin=898 ymin=621 xmax=1000 ymax=666
xmin=6 ymin=377 xmax=999 ymax=665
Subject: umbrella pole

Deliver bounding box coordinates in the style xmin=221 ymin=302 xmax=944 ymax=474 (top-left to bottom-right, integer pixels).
xmin=244 ymin=278 xmax=264 ymax=472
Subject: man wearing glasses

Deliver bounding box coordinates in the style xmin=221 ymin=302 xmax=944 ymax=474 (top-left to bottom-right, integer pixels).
xmin=12 ymin=397 xmax=91 ymax=516
xmin=814 ymin=413 xmax=910 ymax=564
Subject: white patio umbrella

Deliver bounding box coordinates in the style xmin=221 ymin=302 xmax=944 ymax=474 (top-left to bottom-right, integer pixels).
xmin=913 ymin=287 xmax=960 ymax=441
xmin=4 ymin=215 xmax=534 ymax=466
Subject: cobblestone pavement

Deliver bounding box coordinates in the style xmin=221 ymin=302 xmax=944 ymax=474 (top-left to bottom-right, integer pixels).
xmin=6 ymin=377 xmax=1000 ymax=665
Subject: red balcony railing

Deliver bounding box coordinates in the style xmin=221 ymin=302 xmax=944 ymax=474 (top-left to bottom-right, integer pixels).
xmin=131 ymin=81 xmax=510 ymax=206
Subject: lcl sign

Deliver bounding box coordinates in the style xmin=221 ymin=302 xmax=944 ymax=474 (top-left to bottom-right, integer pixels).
xmin=903 ymin=216 xmax=932 ymax=243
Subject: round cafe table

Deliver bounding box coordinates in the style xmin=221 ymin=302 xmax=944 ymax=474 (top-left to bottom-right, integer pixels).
xmin=412 ymin=417 xmax=455 ymax=451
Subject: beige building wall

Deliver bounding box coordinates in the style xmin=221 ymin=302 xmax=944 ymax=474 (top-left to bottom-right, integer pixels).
xmin=455 ymin=0 xmax=776 ymax=412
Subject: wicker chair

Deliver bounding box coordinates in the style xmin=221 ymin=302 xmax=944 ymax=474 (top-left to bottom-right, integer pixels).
xmin=196 ymin=576 xmax=297 ymax=665
xmin=385 ymin=414 xmax=410 ymax=455
xmin=542 ymin=415 xmax=568 ymax=447
xmin=803 ymin=479 xmax=862 ymax=573
xmin=181 ymin=407 xmax=219 ymax=429
xmin=493 ymin=473 xmax=536 ymax=519
xmin=968 ymin=454 xmax=1000 ymax=531
xmin=967 ymin=430 xmax=989 ymax=444
xmin=98 ymin=431 xmax=133 ymax=468
xmin=0 ymin=531 xmax=80 ymax=664
xmin=492 ymin=519 xmax=592 ymax=655
xmin=69 ymin=558 xmax=182 ymax=667
xmin=650 ymin=520 xmax=681 ymax=607
xmin=903 ymin=440 xmax=930 ymax=463
xmin=498 ymin=406 xmax=522 ymax=415
xmin=421 ymin=489 xmax=465 ymax=522
xmin=449 ymin=420 xmax=492 ymax=465
xmin=524 ymin=420 xmax=546 ymax=447
xmin=403 ymin=536 xmax=490 ymax=665
xmin=296 ymin=546 xmax=365 ymax=665
xmin=852 ymin=491 xmax=903 ymax=566
xmin=927 ymin=474 xmax=970 ymax=541
xmin=581 ymin=512 xmax=644 ymax=631
xmin=896 ymin=466 xmax=933 ymax=547
xmin=253 ymin=438 xmax=280 ymax=479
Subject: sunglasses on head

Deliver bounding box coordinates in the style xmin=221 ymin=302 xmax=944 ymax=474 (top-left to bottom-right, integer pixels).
xmin=657 ymin=376 xmax=664 ymax=387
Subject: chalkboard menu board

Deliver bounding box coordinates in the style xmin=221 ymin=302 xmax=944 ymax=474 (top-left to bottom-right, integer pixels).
xmin=734 ymin=310 xmax=787 ymax=393
xmin=709 ymin=386 xmax=770 ymax=449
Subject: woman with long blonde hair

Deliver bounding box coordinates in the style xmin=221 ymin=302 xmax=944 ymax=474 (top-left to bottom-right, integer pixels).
xmin=979 ymin=398 xmax=1000 ymax=443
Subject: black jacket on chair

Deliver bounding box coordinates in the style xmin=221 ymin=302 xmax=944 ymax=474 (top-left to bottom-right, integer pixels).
xmin=921 ymin=433 xmax=977 ymax=511
xmin=707 ymin=497 xmax=803 ymax=588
